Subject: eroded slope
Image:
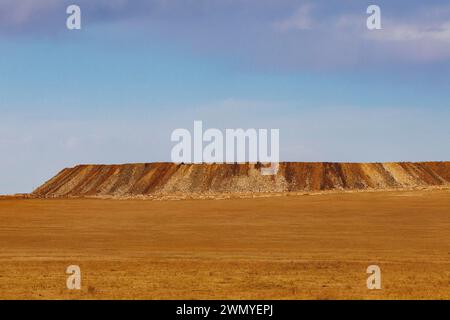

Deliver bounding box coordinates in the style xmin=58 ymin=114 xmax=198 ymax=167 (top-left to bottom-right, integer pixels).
xmin=32 ymin=162 xmax=450 ymax=198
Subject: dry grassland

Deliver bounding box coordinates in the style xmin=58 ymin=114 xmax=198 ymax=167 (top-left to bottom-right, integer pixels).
xmin=0 ymin=189 xmax=449 ymax=299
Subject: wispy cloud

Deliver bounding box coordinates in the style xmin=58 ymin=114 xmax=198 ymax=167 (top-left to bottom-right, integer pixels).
xmin=363 ymin=18 xmax=450 ymax=42
xmin=1 ymin=0 xmax=450 ymax=69
xmin=274 ymin=3 xmax=315 ymax=31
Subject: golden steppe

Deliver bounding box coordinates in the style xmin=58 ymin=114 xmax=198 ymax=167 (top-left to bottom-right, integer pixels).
xmin=0 ymin=189 xmax=449 ymax=299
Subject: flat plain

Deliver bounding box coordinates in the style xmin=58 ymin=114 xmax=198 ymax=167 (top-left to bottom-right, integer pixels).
xmin=0 ymin=189 xmax=449 ymax=299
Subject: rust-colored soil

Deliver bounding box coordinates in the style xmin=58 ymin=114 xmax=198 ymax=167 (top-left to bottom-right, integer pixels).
xmin=1 ymin=189 xmax=449 ymax=299
xmin=32 ymin=162 xmax=450 ymax=199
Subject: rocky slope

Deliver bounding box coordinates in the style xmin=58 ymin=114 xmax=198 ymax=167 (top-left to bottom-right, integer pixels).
xmin=31 ymin=162 xmax=450 ymax=198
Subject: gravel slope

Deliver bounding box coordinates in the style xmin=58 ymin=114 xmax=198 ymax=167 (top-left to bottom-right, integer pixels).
xmin=32 ymin=162 xmax=450 ymax=198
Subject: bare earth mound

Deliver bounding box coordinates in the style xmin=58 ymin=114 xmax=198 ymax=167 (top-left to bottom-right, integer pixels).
xmin=32 ymin=162 xmax=450 ymax=198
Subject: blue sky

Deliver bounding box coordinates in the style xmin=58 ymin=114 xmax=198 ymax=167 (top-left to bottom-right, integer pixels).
xmin=1 ymin=0 xmax=450 ymax=194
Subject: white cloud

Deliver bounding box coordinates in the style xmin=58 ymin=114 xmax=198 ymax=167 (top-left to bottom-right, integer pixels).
xmin=368 ymin=20 xmax=450 ymax=42
xmin=361 ymin=19 xmax=450 ymax=62
xmin=274 ymin=4 xmax=314 ymax=31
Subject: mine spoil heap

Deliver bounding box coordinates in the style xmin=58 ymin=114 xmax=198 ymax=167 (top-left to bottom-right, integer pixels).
xmin=31 ymin=162 xmax=450 ymax=198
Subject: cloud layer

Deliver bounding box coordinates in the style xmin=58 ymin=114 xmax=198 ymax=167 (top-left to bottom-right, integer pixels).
xmin=1 ymin=0 xmax=450 ymax=70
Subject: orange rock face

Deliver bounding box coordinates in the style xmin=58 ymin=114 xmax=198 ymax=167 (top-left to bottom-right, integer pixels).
xmin=32 ymin=162 xmax=450 ymax=198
